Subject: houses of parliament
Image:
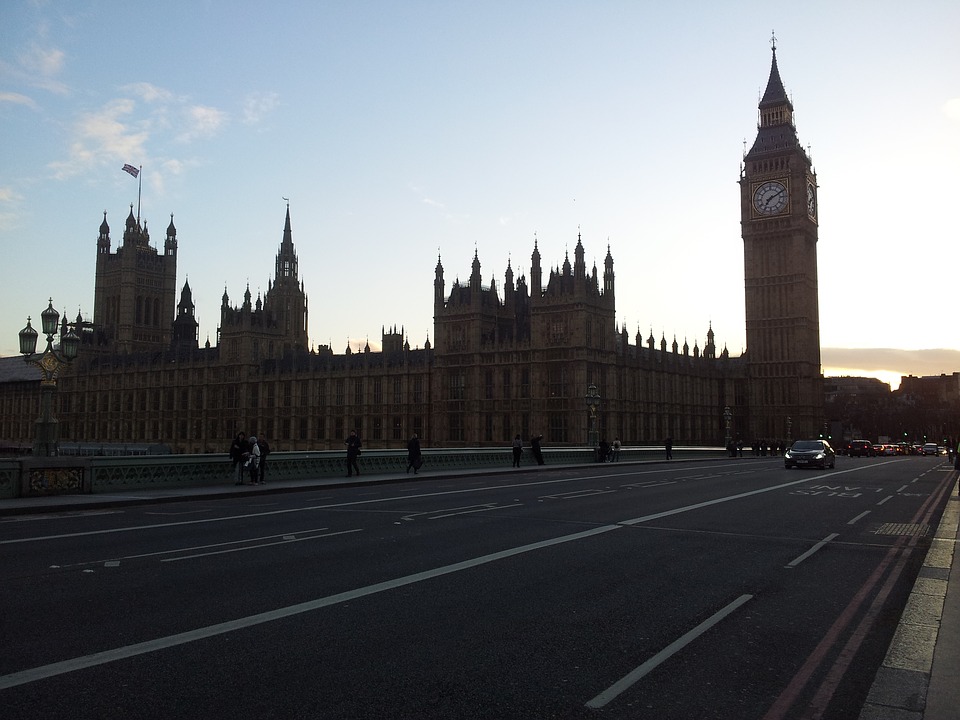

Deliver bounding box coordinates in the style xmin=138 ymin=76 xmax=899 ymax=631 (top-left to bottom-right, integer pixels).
xmin=0 ymin=46 xmax=823 ymax=454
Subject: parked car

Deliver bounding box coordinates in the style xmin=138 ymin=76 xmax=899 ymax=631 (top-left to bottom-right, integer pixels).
xmin=785 ymin=439 xmax=836 ymax=469
xmin=847 ymin=440 xmax=874 ymax=457
xmin=921 ymin=443 xmax=939 ymax=456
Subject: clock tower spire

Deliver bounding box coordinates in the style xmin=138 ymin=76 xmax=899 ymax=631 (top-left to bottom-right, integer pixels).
xmin=740 ymin=39 xmax=823 ymax=442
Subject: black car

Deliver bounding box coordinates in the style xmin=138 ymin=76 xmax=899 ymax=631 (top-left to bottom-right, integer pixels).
xmin=848 ymin=440 xmax=874 ymax=457
xmin=785 ymin=439 xmax=836 ymax=469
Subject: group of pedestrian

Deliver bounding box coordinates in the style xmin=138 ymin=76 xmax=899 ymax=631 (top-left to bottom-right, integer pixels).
xmin=596 ymin=437 xmax=623 ymax=462
xmin=229 ymin=432 xmax=271 ymax=485
xmin=511 ymin=434 xmax=546 ymax=466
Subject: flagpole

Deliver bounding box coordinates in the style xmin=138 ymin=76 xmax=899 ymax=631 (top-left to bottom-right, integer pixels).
xmin=137 ymin=166 xmax=142 ymax=226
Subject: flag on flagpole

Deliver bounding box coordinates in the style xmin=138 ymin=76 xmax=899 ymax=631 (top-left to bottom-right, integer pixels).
xmin=122 ymin=164 xmax=140 ymax=178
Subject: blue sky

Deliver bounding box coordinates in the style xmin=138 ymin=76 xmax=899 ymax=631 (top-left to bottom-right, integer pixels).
xmin=2 ymin=1 xmax=958 ymax=389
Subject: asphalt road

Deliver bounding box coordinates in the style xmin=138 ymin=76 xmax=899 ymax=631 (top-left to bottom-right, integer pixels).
xmin=0 ymin=455 xmax=953 ymax=719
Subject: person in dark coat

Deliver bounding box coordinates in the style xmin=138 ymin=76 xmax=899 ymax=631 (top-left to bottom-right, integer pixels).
xmin=257 ymin=435 xmax=271 ymax=483
xmin=406 ymin=433 xmax=422 ymax=474
xmin=229 ymin=431 xmax=247 ymax=485
xmin=345 ymin=430 xmax=361 ymax=477
xmin=531 ymin=434 xmax=545 ymax=465
xmin=665 ymin=437 xmax=673 ymax=460
xmin=598 ymin=438 xmax=609 ymax=463
xmin=512 ymin=434 xmax=523 ymax=467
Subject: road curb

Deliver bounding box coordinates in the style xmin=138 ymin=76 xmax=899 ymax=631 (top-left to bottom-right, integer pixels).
xmin=858 ymin=471 xmax=959 ymax=719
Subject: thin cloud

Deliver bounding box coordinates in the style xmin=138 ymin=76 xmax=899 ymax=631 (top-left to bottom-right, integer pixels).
xmin=177 ymin=105 xmax=226 ymax=142
xmin=0 ymin=92 xmax=38 ymax=109
xmin=0 ymin=186 xmax=24 ymax=232
xmin=242 ymin=92 xmax=279 ymax=124
xmin=48 ymin=98 xmax=148 ymax=179
xmin=16 ymin=43 xmax=68 ymax=94
xmin=123 ymin=82 xmax=176 ymax=104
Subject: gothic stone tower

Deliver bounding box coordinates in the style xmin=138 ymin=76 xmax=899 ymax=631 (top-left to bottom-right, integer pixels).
xmin=263 ymin=204 xmax=309 ymax=354
xmin=93 ymin=206 xmax=178 ymax=353
xmin=740 ymin=41 xmax=823 ymax=441
xmin=218 ymin=205 xmax=309 ymax=361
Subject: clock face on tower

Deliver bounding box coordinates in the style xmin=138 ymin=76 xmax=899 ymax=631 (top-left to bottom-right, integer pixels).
xmin=753 ymin=180 xmax=788 ymax=215
xmin=806 ymin=181 xmax=817 ymax=219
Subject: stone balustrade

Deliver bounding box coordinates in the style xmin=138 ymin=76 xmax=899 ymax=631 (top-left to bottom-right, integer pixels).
xmin=0 ymin=446 xmax=727 ymax=499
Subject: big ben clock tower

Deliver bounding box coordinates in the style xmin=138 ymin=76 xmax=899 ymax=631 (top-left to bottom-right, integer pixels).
xmin=741 ymin=38 xmax=823 ymax=441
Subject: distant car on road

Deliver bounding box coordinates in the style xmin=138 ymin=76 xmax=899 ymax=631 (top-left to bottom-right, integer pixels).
xmin=847 ymin=440 xmax=874 ymax=457
xmin=785 ymin=439 xmax=836 ymax=469
xmin=921 ymin=443 xmax=939 ymax=456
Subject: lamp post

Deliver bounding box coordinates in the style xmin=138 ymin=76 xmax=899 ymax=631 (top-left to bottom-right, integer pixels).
xmin=585 ymin=384 xmax=601 ymax=450
xmin=19 ymin=299 xmax=80 ymax=456
xmin=723 ymin=406 xmax=732 ymax=455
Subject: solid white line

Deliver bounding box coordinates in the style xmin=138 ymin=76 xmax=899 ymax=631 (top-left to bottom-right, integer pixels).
xmin=52 ymin=527 xmax=333 ymax=568
xmin=848 ymin=511 xmax=871 ymax=525
xmin=785 ymin=533 xmax=839 ymax=568
xmin=585 ymin=594 xmax=754 ymax=708
xmin=161 ymin=528 xmax=363 ymax=562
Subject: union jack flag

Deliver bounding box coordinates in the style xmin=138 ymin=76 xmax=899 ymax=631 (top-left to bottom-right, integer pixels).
xmin=122 ymin=164 xmax=139 ymax=178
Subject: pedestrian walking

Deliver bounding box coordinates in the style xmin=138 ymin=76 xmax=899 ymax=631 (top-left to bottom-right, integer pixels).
xmin=230 ymin=431 xmax=247 ymax=485
xmin=345 ymin=430 xmax=362 ymax=477
xmin=512 ymin=434 xmax=523 ymax=467
xmin=612 ymin=437 xmax=621 ymax=462
xmin=665 ymin=436 xmax=673 ymax=460
xmin=531 ymin=434 xmax=545 ymax=465
xmin=406 ymin=433 xmax=422 ymax=474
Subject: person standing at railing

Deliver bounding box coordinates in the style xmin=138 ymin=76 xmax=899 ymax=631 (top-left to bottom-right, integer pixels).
xmin=345 ymin=430 xmax=362 ymax=477
xmin=532 ymin=434 xmax=545 ymax=465
xmin=230 ymin=431 xmax=247 ymax=485
xmin=257 ymin=435 xmax=271 ymax=484
xmin=406 ymin=433 xmax=422 ymax=474
xmin=512 ymin=434 xmax=523 ymax=467
xmin=247 ymin=436 xmax=261 ymax=485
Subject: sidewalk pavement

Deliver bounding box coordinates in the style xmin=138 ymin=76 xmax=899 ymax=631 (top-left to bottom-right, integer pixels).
xmin=859 ymin=473 xmax=960 ymax=720
xmin=2 ymin=466 xmax=958 ymax=719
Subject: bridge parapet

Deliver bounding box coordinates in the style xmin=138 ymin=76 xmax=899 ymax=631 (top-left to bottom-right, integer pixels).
xmin=0 ymin=446 xmax=726 ymax=498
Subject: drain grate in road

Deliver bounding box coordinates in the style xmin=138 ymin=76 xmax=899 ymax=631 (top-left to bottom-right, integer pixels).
xmin=875 ymin=522 xmax=929 ymax=537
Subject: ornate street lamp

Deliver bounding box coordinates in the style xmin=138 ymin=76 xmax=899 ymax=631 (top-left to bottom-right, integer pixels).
xmin=723 ymin=406 xmax=732 ymax=455
xmin=19 ymin=299 xmax=80 ymax=456
xmin=585 ymin=383 xmax=601 ymax=449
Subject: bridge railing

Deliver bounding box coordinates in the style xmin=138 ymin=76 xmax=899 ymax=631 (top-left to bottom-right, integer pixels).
xmin=0 ymin=446 xmax=727 ymax=498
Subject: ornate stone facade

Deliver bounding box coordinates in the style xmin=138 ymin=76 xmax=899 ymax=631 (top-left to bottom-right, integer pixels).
xmin=0 ymin=46 xmax=823 ymax=454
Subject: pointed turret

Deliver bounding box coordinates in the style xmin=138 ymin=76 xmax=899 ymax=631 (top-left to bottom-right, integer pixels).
xmin=469 ymin=249 xmax=481 ymax=291
xmin=171 ymin=278 xmax=199 ymax=351
xmin=165 ymin=213 xmax=177 ymax=257
xmin=574 ymin=232 xmax=585 ymax=281
xmin=434 ymin=253 xmax=445 ymax=308
xmin=746 ymin=40 xmax=802 ymax=158
xmin=98 ymin=211 xmax=110 ymax=254
xmin=603 ymin=244 xmax=615 ymax=297
xmin=530 ymin=237 xmax=542 ymax=300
